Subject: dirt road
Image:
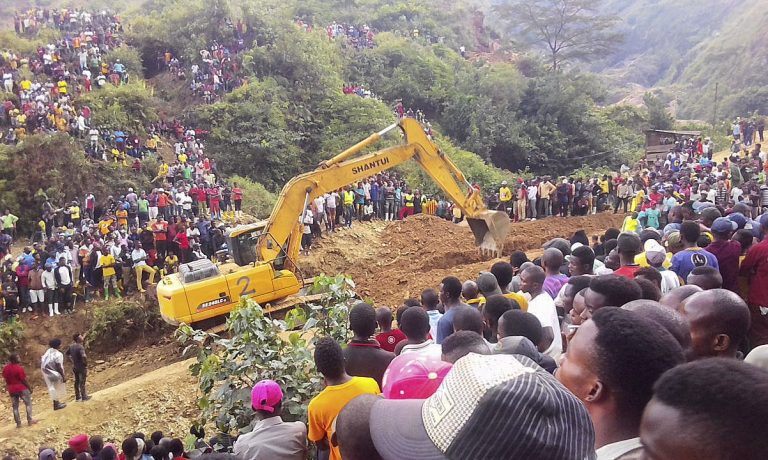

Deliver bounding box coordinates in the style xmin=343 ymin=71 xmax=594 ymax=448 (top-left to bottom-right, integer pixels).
xmin=0 ymin=359 xmax=199 ymax=459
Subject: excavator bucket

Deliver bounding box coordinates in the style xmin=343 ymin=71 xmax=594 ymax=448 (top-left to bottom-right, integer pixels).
xmin=467 ymin=210 xmax=510 ymax=258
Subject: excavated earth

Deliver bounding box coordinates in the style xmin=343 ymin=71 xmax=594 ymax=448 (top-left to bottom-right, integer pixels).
xmin=303 ymin=213 xmax=626 ymax=306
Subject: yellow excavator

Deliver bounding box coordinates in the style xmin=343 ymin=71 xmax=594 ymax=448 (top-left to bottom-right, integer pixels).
xmin=157 ymin=118 xmax=510 ymax=326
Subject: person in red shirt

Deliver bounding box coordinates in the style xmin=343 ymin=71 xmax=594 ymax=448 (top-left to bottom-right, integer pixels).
xmin=151 ymin=218 xmax=168 ymax=260
xmin=613 ymin=233 xmax=643 ymax=279
xmin=2 ymin=353 xmax=37 ymax=428
xmin=208 ymin=186 xmax=222 ymax=220
xmin=157 ymin=189 xmax=170 ymax=221
xmin=174 ymin=224 xmax=191 ymax=263
xmin=374 ymin=307 xmax=406 ymax=353
xmin=232 ymin=184 xmax=243 ymax=219
xmin=739 ymin=214 xmax=768 ymax=347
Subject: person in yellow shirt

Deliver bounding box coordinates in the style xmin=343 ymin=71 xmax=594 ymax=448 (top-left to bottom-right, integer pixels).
xmin=307 ymin=338 xmax=380 ymax=460
xmin=146 ymin=136 xmax=158 ymax=153
xmin=178 ymin=151 xmax=188 ymax=164
xmin=116 ymin=207 xmax=128 ymax=229
xmin=57 ymin=79 xmax=67 ymax=96
xmin=69 ymin=202 xmax=81 ymax=227
xmin=622 ymin=212 xmax=641 ymax=233
xmin=156 ymin=161 xmax=169 ymax=181
xmin=98 ymin=217 xmax=114 ymax=236
xmin=164 ymin=253 xmax=179 ymax=273
xmin=99 ymin=249 xmax=120 ymax=299
xmin=498 ymin=180 xmax=512 ymax=212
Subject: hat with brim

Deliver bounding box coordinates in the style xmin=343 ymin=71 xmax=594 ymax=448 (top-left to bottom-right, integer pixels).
xmin=370 ymin=353 xmax=594 ymax=460
xmin=371 ymin=399 xmax=444 ymax=459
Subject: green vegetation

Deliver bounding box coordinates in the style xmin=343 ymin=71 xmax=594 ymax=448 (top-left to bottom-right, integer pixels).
xmin=0 ymin=134 xmax=156 ymax=232
xmin=87 ymin=299 xmax=166 ymax=353
xmin=177 ymin=274 xmax=354 ymax=431
xmin=227 ymin=175 xmax=277 ymax=219
xmin=0 ymin=320 xmax=24 ymax=362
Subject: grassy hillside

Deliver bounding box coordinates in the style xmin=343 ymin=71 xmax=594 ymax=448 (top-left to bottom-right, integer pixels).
xmin=597 ymin=0 xmax=767 ymax=118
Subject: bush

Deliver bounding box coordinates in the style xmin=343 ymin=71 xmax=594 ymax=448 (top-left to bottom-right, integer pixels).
xmin=78 ymin=83 xmax=160 ymax=136
xmin=177 ymin=274 xmax=354 ymax=433
xmin=0 ymin=134 xmax=154 ymax=232
xmin=0 ymin=320 xmax=24 ymax=362
xmin=103 ymin=46 xmax=145 ymax=80
xmin=227 ymin=175 xmax=277 ymax=219
xmin=87 ymin=299 xmax=164 ymax=353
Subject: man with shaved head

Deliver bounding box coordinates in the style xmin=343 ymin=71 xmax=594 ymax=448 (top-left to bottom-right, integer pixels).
xmin=678 ymin=289 xmax=751 ymax=360
xmin=461 ymin=280 xmax=481 ymax=306
xmin=622 ymin=300 xmax=691 ymax=349
xmin=658 ymin=285 xmax=703 ymax=310
xmin=519 ymin=265 xmax=561 ymax=357
xmin=542 ymin=248 xmax=568 ymax=299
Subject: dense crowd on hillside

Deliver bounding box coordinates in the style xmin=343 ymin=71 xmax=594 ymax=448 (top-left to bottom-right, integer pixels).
xmin=1 ymin=9 xmax=133 ymax=148
xmin=4 ymin=8 xmax=768 ymax=460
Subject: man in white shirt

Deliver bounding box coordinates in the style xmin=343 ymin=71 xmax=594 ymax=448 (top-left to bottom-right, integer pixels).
xmin=131 ymin=243 xmax=156 ymax=293
xmin=527 ymin=182 xmax=538 ymax=219
xmin=556 ymin=307 xmax=684 ymax=460
xmin=325 ymin=191 xmax=338 ymax=232
xmin=233 ymin=380 xmax=307 ymax=460
xmin=518 ymin=265 xmax=562 ymax=359
xmin=397 ymin=307 xmax=442 ymax=360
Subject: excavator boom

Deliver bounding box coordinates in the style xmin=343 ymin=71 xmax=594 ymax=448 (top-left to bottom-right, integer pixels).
xmin=256 ymin=118 xmax=510 ymax=263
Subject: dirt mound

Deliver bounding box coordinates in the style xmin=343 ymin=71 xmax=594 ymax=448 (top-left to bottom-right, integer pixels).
xmin=303 ymin=213 xmax=626 ymax=305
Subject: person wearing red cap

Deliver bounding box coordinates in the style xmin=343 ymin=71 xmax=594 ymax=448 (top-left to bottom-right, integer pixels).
xmin=68 ymin=433 xmax=90 ymax=454
xmin=232 ymin=379 xmax=307 ymax=460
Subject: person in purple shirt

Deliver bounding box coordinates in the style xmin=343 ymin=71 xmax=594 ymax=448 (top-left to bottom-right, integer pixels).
xmin=542 ymin=248 xmax=569 ymax=299
xmin=706 ymin=217 xmax=741 ymax=293
xmin=670 ymin=221 xmax=719 ymax=282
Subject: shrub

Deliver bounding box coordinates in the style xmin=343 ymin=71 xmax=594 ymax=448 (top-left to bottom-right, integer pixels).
xmin=87 ymin=299 xmax=164 ymax=353
xmin=0 ymin=320 xmax=24 ymax=362
xmin=226 ymin=175 xmax=277 ymax=219
xmin=177 ymin=274 xmax=354 ymax=433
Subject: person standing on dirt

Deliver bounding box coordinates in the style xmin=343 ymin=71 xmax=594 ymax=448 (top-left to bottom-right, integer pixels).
xmin=383 ymin=181 xmax=395 ymax=221
xmin=55 ymin=257 xmax=74 ymax=313
xmin=41 ymin=338 xmax=67 ymax=410
xmin=28 ymin=262 xmax=44 ymax=316
xmin=498 ymin=181 xmax=512 ymax=215
xmin=66 ymin=333 xmax=90 ymax=402
xmin=2 ymin=353 xmax=37 ymax=428
xmin=2 ymin=272 xmax=19 ymax=320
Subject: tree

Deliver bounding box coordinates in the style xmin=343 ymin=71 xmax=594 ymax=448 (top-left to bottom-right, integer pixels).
xmin=495 ymin=0 xmax=622 ymax=72
xmin=643 ymin=92 xmax=675 ymax=130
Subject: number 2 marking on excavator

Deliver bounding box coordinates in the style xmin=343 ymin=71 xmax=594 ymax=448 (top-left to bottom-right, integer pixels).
xmin=236 ymin=276 xmax=256 ymax=297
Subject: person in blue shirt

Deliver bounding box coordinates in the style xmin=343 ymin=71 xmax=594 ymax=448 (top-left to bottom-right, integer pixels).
xmin=670 ymin=221 xmax=719 ymax=282
xmin=645 ymin=203 xmax=662 ymax=229
xmin=435 ymin=276 xmax=472 ymax=344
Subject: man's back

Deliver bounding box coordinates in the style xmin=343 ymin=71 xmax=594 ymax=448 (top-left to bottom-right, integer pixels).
xmin=671 ymin=248 xmax=719 ymax=281
xmin=343 ymin=341 xmax=393 ymax=388
xmin=233 ymin=417 xmax=307 ymax=460
xmin=308 ymin=376 xmax=380 ymax=460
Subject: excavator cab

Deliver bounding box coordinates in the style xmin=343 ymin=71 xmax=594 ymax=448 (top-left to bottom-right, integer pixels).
xmin=466 ymin=210 xmax=511 ymax=257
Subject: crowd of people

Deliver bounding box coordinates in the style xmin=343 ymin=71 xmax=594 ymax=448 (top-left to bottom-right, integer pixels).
xmin=2 ymin=8 xmax=131 ymax=145
xmin=8 ymin=206 xmax=768 ymax=458
xmin=0 ymin=122 xmax=244 ymax=322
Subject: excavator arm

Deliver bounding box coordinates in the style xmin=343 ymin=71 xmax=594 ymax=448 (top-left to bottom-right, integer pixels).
xmin=254 ymin=118 xmax=510 ymax=265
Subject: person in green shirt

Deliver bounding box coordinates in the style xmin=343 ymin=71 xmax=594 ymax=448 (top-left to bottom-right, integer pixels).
xmin=2 ymin=209 xmax=18 ymax=237
xmin=137 ymin=193 xmax=150 ymax=227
